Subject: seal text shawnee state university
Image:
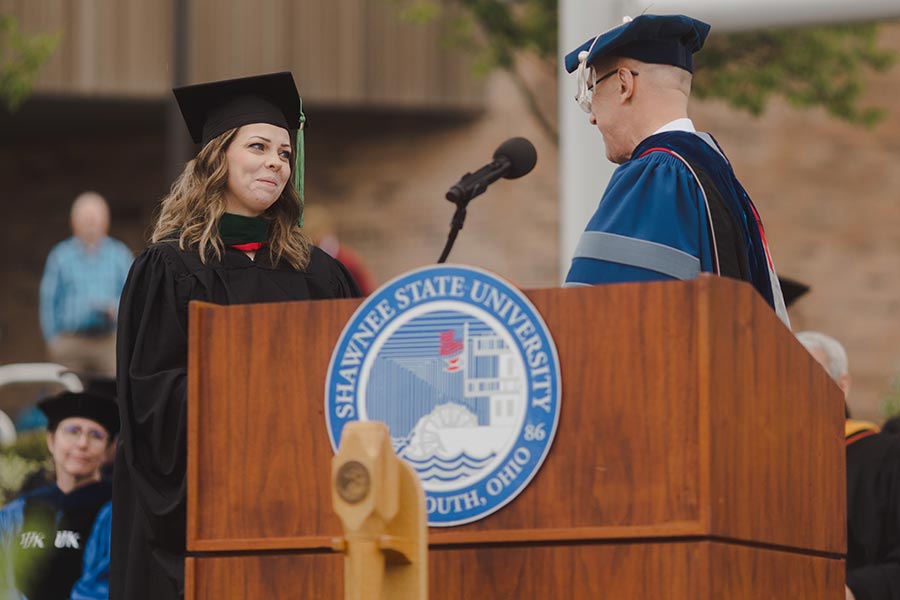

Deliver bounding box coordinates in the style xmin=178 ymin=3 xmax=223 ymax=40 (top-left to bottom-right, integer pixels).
xmin=332 ymin=275 xmax=554 ymax=419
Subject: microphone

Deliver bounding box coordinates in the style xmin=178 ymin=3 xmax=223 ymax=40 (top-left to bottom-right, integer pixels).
xmin=436 ymin=137 xmax=538 ymax=263
xmin=445 ymin=137 xmax=537 ymax=205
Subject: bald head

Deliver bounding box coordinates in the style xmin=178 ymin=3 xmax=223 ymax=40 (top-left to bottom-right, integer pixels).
xmin=71 ymin=192 xmax=110 ymax=247
xmin=594 ymin=56 xmax=692 ymax=94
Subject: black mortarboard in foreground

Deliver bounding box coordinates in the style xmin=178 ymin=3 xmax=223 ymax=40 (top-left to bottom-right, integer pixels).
xmin=38 ymin=391 xmax=120 ymax=436
xmin=173 ymin=71 xmax=302 ymax=145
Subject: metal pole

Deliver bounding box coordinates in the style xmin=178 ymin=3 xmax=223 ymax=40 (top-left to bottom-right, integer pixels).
xmin=557 ymin=1 xmax=624 ymax=280
xmin=625 ymin=0 xmax=900 ymax=31
xmin=165 ymin=0 xmax=192 ymax=187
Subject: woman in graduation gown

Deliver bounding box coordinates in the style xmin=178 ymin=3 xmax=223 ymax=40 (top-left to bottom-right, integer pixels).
xmin=109 ymin=72 xmax=362 ymax=600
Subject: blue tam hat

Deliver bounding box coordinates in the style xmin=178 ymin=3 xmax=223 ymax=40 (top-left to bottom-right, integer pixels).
xmin=564 ymin=14 xmax=711 ymax=74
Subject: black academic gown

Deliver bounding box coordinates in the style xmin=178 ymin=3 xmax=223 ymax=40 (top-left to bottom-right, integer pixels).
xmin=846 ymin=431 xmax=900 ymax=600
xmin=109 ymin=242 xmax=361 ymax=600
xmin=1 ymin=481 xmax=112 ymax=600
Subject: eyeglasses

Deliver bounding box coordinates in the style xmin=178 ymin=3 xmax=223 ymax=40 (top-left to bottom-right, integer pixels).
xmin=576 ymin=68 xmax=639 ymax=113
xmin=588 ymin=68 xmax=639 ymax=92
xmin=59 ymin=423 xmax=109 ymax=444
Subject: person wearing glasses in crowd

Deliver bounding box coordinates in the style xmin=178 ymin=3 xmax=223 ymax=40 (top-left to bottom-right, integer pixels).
xmin=109 ymin=72 xmax=361 ymax=600
xmin=0 ymin=391 xmax=118 ymax=600
xmin=563 ymin=14 xmax=789 ymax=326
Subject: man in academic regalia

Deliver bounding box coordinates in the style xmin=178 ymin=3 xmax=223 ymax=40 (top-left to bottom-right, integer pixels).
xmin=563 ymin=14 xmax=789 ymax=326
xmin=797 ymin=331 xmax=900 ymax=600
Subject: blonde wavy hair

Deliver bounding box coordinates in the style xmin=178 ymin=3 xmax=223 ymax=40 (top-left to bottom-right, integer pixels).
xmin=150 ymin=127 xmax=311 ymax=270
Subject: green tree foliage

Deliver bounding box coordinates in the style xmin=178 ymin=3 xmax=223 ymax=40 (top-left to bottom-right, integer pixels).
xmin=388 ymin=0 xmax=896 ymax=136
xmin=0 ymin=14 xmax=60 ymax=112
xmin=695 ymin=25 xmax=895 ymax=127
xmin=882 ymin=372 xmax=900 ymax=420
xmin=0 ymin=431 xmax=52 ymax=504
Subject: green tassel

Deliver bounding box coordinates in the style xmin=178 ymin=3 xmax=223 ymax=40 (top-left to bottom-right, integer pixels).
xmin=295 ymin=99 xmax=306 ymax=227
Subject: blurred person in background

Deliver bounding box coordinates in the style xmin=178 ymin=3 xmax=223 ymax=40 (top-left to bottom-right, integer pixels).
xmin=563 ymin=15 xmax=789 ymax=326
xmin=14 ymin=378 xmax=119 ymax=499
xmin=39 ymin=192 xmax=133 ymax=379
xmin=110 ymin=72 xmax=361 ymax=600
xmin=883 ymin=415 xmax=900 ymax=437
xmin=302 ymin=204 xmax=376 ymax=295
xmin=797 ymin=331 xmax=900 ymax=600
xmin=0 ymin=391 xmax=118 ymax=600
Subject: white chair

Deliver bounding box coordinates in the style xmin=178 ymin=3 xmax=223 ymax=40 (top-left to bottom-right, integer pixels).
xmin=0 ymin=363 xmax=84 ymax=446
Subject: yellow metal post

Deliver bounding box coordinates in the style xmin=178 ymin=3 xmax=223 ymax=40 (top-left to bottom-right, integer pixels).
xmin=332 ymin=421 xmax=428 ymax=600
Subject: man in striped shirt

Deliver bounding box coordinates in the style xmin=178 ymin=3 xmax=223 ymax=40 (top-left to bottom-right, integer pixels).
xmin=39 ymin=192 xmax=133 ymax=378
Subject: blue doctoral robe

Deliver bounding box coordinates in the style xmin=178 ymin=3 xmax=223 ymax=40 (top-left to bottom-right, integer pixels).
xmin=565 ymin=131 xmax=786 ymax=322
xmin=0 ymin=483 xmax=112 ymax=600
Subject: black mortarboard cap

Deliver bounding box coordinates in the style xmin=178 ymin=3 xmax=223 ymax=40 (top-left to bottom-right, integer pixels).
xmin=565 ymin=14 xmax=710 ymax=74
xmin=38 ymin=391 xmax=120 ymax=437
xmin=778 ymin=276 xmax=811 ymax=308
xmin=85 ymin=377 xmax=116 ymax=401
xmin=173 ymin=71 xmax=308 ymax=215
xmin=173 ymin=71 xmax=302 ymax=145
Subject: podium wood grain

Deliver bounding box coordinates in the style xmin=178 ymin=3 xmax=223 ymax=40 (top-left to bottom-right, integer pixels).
xmin=186 ymin=276 xmax=845 ymax=598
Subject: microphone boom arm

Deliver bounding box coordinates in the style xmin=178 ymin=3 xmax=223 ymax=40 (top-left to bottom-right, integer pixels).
xmin=445 ymin=159 xmax=509 ymax=205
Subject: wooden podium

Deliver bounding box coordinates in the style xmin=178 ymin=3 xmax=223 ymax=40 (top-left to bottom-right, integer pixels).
xmin=184 ymin=276 xmax=846 ymax=599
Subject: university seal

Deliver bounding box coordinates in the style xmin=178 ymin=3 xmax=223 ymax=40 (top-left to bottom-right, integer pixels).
xmin=325 ymin=265 xmax=561 ymax=526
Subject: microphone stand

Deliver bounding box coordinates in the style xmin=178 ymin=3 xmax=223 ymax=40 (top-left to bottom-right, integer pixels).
xmin=437 ymin=204 xmax=467 ymax=264
xmin=437 ymin=160 xmax=507 ymax=264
